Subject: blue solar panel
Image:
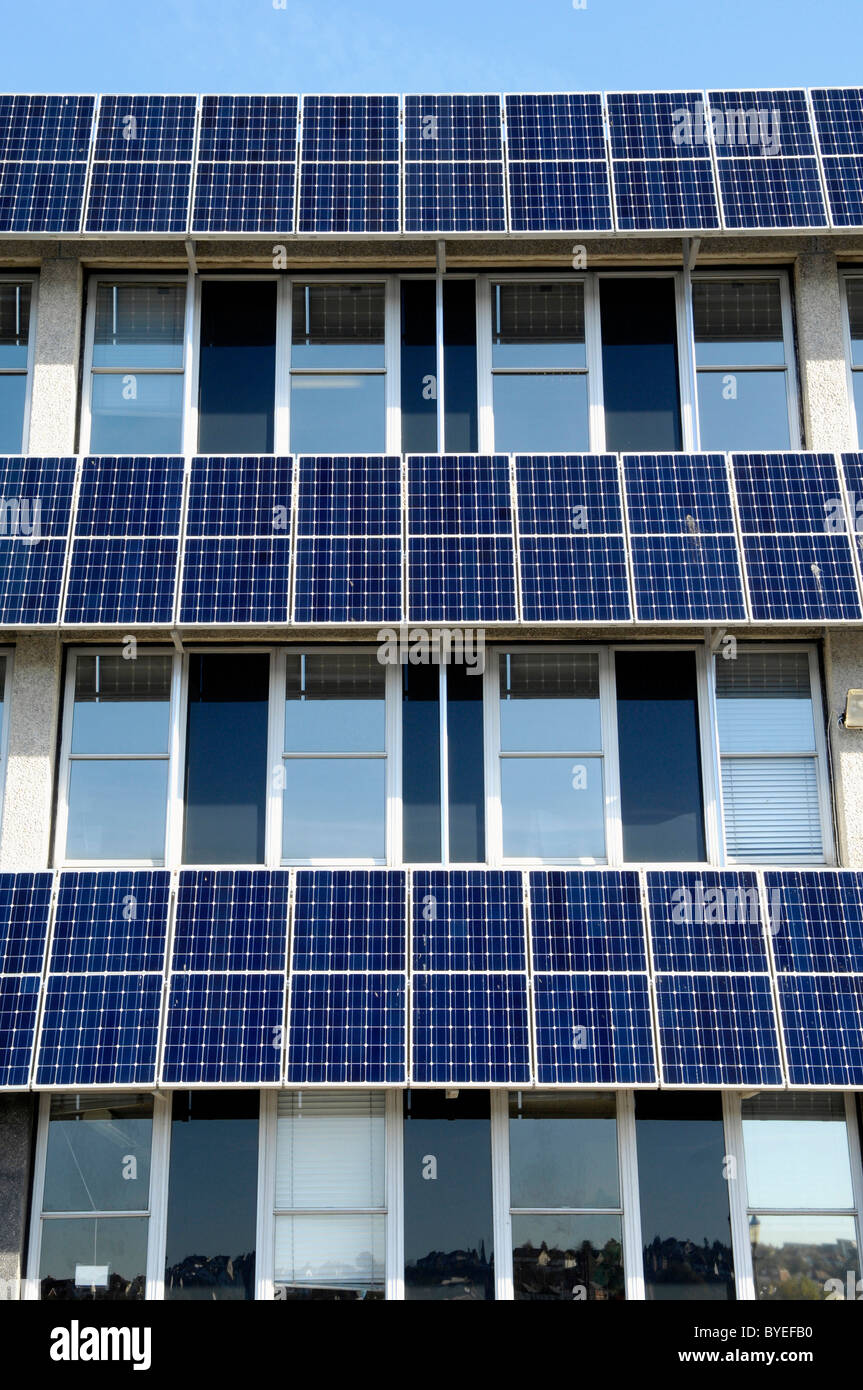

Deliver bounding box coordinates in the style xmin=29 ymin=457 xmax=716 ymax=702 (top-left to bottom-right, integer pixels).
xmin=0 ymin=457 xmax=75 ymax=625
xmin=408 ymin=456 xmax=512 ymax=534
xmin=36 ymin=973 xmax=163 ymax=1087
xmin=161 ymin=972 xmax=284 ymax=1085
xmin=407 ymin=535 xmax=517 ymax=623
xmin=50 ymin=871 xmax=170 ymax=974
xmin=655 ymin=974 xmax=783 ymax=1086
xmin=295 ymin=536 xmax=402 ymax=624
xmin=533 ymin=973 xmax=656 ymax=1085
xmin=646 ymin=871 xmax=770 ymax=973
xmin=840 ymin=452 xmax=863 ymax=524
xmin=0 ymin=975 xmax=40 ymax=1088
xmin=811 ymin=88 xmax=863 ymax=156
xmin=624 ymin=453 xmax=735 ymax=533
xmin=173 ymin=870 xmax=290 ymax=974
xmin=714 ymin=158 xmax=827 ymax=229
xmin=411 ymin=973 xmax=530 ymax=1084
xmin=607 ymin=92 xmax=712 ymax=160
xmin=0 ymin=95 xmax=95 ymax=161
xmin=186 ymin=456 xmax=293 ymax=535
xmin=766 ymin=871 xmax=863 ymax=975
xmin=297 ymin=161 xmax=399 ymax=233
xmin=0 ymin=540 xmax=68 ymax=624
xmin=505 ymin=94 xmax=606 ymax=161
xmin=507 ymin=160 xmax=613 ymax=232
xmin=74 ymin=456 xmax=184 ymax=536
xmin=0 ymin=873 xmax=53 ymax=975
xmin=515 ymin=456 xmax=624 ymax=535
xmin=296 ymin=456 xmax=401 ymax=536
xmin=192 ymin=163 xmax=296 ymax=233
xmin=734 ymin=452 xmax=845 ymax=532
xmin=707 ymin=89 xmax=817 ymax=158
xmin=92 ymin=95 xmax=196 ymax=161
xmin=518 ymin=535 xmax=631 ymax=622
xmin=301 ymin=96 xmax=399 ymax=162
xmin=286 ymin=973 xmax=406 ymax=1084
xmin=0 ymin=95 xmax=94 ymax=233
xmin=292 ymin=870 xmax=406 ymax=973
xmin=85 ymin=162 xmax=192 ymax=233
xmin=404 ymin=161 xmax=506 ymax=233
xmin=529 ymin=871 xmax=646 ymax=973
xmin=820 ymin=157 xmax=863 ymax=227
xmin=0 ymin=162 xmax=88 ymax=232
xmin=197 ymin=95 xmax=299 ymax=162
xmin=612 ymin=159 xmax=720 ymax=230
xmin=405 ymin=95 xmax=503 ymax=161
xmin=412 ymin=871 xmax=525 ymax=972
xmin=777 ymin=974 xmax=863 ymax=1087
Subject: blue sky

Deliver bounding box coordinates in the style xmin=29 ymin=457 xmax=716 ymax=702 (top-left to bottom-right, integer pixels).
xmin=1 ymin=0 xmax=861 ymax=94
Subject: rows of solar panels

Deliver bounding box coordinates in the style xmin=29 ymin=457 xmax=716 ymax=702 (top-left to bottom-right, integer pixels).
xmin=3 ymin=452 xmax=863 ymax=627
xmin=2 ymin=867 xmax=862 ymax=1089
xmin=4 ymin=91 xmax=863 ymax=234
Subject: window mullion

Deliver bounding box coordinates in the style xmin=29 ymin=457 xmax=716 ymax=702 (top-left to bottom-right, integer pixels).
xmin=722 ymin=1092 xmax=757 ymax=1301
xmin=618 ymin=1090 xmax=645 ymax=1301
xmin=490 ymin=1090 xmax=514 ymax=1300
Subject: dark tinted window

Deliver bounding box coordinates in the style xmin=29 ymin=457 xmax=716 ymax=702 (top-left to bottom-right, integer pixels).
xmin=198 ymin=281 xmax=276 ymax=453
xmin=402 ymin=664 xmax=441 ymax=863
xmin=600 ymin=278 xmax=682 ymax=451
xmin=401 ymin=279 xmax=438 ymax=453
xmin=443 ymin=280 xmax=478 ymax=452
xmin=447 ymin=663 xmax=485 ymax=862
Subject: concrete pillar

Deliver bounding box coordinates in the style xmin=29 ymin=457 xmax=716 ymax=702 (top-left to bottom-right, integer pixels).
xmin=794 ymin=250 xmax=855 ymax=454
xmin=0 ymin=635 xmax=62 ymax=870
xmin=0 ymin=1095 xmax=35 ymax=1299
xmin=28 ymin=253 xmax=82 ymax=455
xmin=824 ymin=630 xmax=863 ymax=868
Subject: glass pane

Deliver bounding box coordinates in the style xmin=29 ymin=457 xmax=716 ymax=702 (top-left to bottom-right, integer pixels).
xmin=716 ymin=651 xmax=815 ymax=753
xmin=509 ymin=1091 xmax=619 ymax=1208
xmin=512 ymin=1214 xmax=624 ymax=1301
xmin=0 ymin=281 xmax=31 ymax=367
xmin=697 ymin=370 xmax=790 ymax=451
xmin=751 ymin=1215 xmax=859 ymax=1301
xmin=853 ymin=371 xmax=863 ymax=431
xmin=443 ymin=280 xmax=477 ymax=452
xmin=198 ymin=280 xmax=276 ymax=454
xmin=90 ymin=373 xmax=184 ymax=454
xmin=402 ymin=664 xmax=441 ymax=863
xmin=183 ymin=654 xmax=269 ymax=865
xmin=501 ymin=757 xmax=605 ymax=859
xmin=499 ymin=651 xmax=601 ymax=752
xmin=493 ymin=374 xmax=589 ymax=452
xmin=693 ymin=280 xmax=785 ymax=366
xmin=401 ymin=279 xmax=438 ymax=453
xmin=635 ymin=1092 xmax=735 ymax=1301
xmin=276 ymin=1092 xmax=386 ymax=1209
xmin=616 ymin=651 xmax=706 ymax=863
xmin=742 ymin=1094 xmax=854 ymax=1209
xmin=600 ymin=278 xmax=682 ymax=451
xmin=403 ymin=1090 xmax=494 ymax=1300
xmin=291 ymin=283 xmax=385 ymax=367
xmin=274 ymin=1215 xmax=386 ymax=1291
xmin=290 ymin=374 xmax=385 ymax=453
xmin=492 ymin=282 xmax=586 ymax=368
xmin=92 ymin=283 xmax=185 ymax=368
xmin=846 ymin=279 xmax=863 ymax=364
xmin=284 ymin=653 xmax=385 ymax=752
xmin=72 ymin=654 xmax=172 ymax=755
xmin=164 ymin=1091 xmax=258 ymax=1301
xmin=0 ymin=374 xmax=26 ymax=451
xmin=721 ymin=758 xmax=823 ymax=863
xmin=43 ymin=1095 xmax=153 ymax=1213
xmin=66 ymin=761 xmax=168 ymax=861
xmin=447 ymin=663 xmax=485 ymax=863
xmin=39 ymin=1216 xmax=148 ymax=1300
xmin=283 ymin=759 xmax=385 ymax=861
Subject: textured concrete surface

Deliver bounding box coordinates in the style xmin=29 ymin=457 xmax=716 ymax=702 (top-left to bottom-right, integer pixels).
xmin=27 ymin=252 xmax=82 ymax=455
xmin=794 ymin=250 xmax=855 ymax=453
xmin=0 ymin=635 xmax=62 ymax=870
xmin=0 ymin=1096 xmax=34 ymax=1298
xmin=824 ymin=630 xmax=863 ymax=868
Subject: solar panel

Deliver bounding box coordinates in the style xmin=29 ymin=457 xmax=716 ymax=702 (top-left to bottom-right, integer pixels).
xmin=298 ymin=96 xmax=399 ymax=233
xmin=607 ymin=92 xmax=712 ymax=160
xmin=50 ymin=871 xmax=171 ymax=974
xmin=0 ymin=975 xmax=41 ymax=1088
xmin=411 ymin=973 xmax=531 ymax=1084
xmin=766 ymin=871 xmax=863 ymax=974
xmin=193 ymin=163 xmax=296 ymax=234
xmin=179 ymin=456 xmax=292 ymax=624
xmin=412 ymin=870 xmax=525 ymax=972
xmin=86 ymin=95 xmax=196 ymax=233
xmin=161 ymin=972 xmax=284 ymax=1085
xmin=515 ymin=455 xmax=624 ymax=534
xmin=777 ymin=974 xmax=863 ymax=1087
xmin=646 ymin=870 xmax=770 ymax=973
xmin=0 ymin=95 xmax=94 ymax=232
xmin=504 ymin=94 xmax=611 ymax=231
xmin=506 ymin=94 xmax=606 ymax=161
xmin=404 ymin=95 xmax=504 ymax=232
xmin=820 ymin=157 xmax=863 ymax=227
xmin=733 ymin=452 xmax=863 ymax=621
xmin=293 ymin=455 xmax=402 ymax=624
xmin=286 ymin=972 xmax=407 ymax=1084
xmin=292 ymin=870 xmax=406 ymax=973
xmin=0 ymin=872 xmax=52 ymax=1089
xmin=35 ymin=973 xmax=163 ymax=1087
xmin=172 ymin=870 xmax=290 ymax=973
xmin=0 ymin=457 xmax=76 ymax=625
xmin=606 ymin=92 xmax=720 ymax=231
xmin=529 ymin=871 xmax=646 ymax=973
xmin=655 ymin=974 xmax=784 ymax=1086
xmin=64 ymin=456 xmax=183 ymax=625
xmin=91 ymin=95 xmax=196 ymax=161
xmin=405 ymin=95 xmax=503 ymax=160
xmin=533 ymin=973 xmax=656 ymax=1085
xmin=0 ymin=162 xmax=88 ymax=233
xmin=811 ymin=90 xmax=863 ymax=226
xmin=707 ymin=90 xmax=827 ymax=229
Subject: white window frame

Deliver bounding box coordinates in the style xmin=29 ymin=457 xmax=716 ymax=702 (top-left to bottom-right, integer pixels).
xmin=0 ymin=272 xmax=38 ymax=453
xmin=840 ymin=269 xmax=863 ymax=450
xmin=691 ymin=268 xmax=801 ymax=451
xmin=56 ymin=645 xmax=181 ymax=869
xmin=711 ymin=642 xmax=834 ymax=868
xmin=80 ymin=271 xmax=193 ymax=455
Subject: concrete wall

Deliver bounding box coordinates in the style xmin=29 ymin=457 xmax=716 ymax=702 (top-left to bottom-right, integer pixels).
xmin=0 ymin=1096 xmax=34 ymax=1298
xmin=0 ymin=635 xmax=63 ymax=871
xmin=794 ymin=249 xmax=855 ymax=454
xmin=27 ymin=252 xmax=82 ymax=456
xmin=825 ymin=630 xmax=863 ymax=869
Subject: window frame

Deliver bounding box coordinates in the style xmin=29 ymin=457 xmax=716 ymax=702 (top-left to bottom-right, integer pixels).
xmin=0 ymin=272 xmax=38 ymax=453
xmin=0 ymin=647 xmax=14 ymax=850
xmin=840 ymin=270 xmax=863 ymax=450
xmin=691 ymin=268 xmax=800 ymax=452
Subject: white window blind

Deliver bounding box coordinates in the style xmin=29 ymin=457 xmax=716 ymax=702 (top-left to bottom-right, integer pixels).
xmin=721 ymin=758 xmax=823 ymax=863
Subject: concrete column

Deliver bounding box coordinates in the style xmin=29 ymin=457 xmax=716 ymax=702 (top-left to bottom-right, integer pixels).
xmin=824 ymin=630 xmax=863 ymax=869
xmin=0 ymin=635 xmax=62 ymax=870
xmin=0 ymin=1095 xmax=35 ymax=1299
xmin=27 ymin=252 xmax=82 ymax=455
xmin=794 ymin=250 xmax=855 ymax=454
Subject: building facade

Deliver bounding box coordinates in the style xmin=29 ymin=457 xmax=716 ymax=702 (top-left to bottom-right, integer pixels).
xmin=0 ymin=89 xmax=862 ymax=1302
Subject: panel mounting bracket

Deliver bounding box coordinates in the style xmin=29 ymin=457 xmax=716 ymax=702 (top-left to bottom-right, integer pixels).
xmin=185 ymin=239 xmax=197 ymax=274
xmin=683 ymin=236 xmax=701 ymax=272
xmin=436 ymin=239 xmax=446 ymax=274
xmin=704 ymin=625 xmax=733 ymax=654
xmin=170 ymin=629 xmax=185 ymax=654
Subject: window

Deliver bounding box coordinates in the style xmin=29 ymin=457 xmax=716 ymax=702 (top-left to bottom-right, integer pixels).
xmin=509 ymin=1092 xmax=624 ymax=1301
xmin=600 ymin=277 xmax=682 ymax=451
xmin=35 ymin=1094 xmax=154 ymax=1301
xmin=843 ymin=275 xmax=863 ymax=446
xmin=497 ymin=650 xmax=606 ymax=862
xmin=402 ymin=657 xmax=485 ymax=864
xmin=0 ymin=277 xmax=35 ymax=452
xmin=86 ymin=280 xmax=187 ymax=454
xmin=743 ymin=1094 xmax=860 ymax=1301
xmin=491 ymin=282 xmax=589 ymax=452
xmin=694 ymin=276 xmax=794 ymax=450
xmin=715 ymin=649 xmax=828 ymax=864
xmin=198 ymin=279 xmax=277 ymax=453
xmin=274 ymin=1092 xmax=387 ymax=1300
xmin=290 ymin=283 xmax=387 ymax=453
xmin=61 ymin=652 xmax=174 ymax=864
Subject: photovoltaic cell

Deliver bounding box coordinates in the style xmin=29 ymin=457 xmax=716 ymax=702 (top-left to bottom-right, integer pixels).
xmin=506 ymin=94 xmax=606 ymax=161
xmin=0 ymin=163 xmax=88 ymax=233
xmin=646 ymin=870 xmax=770 ymax=973
xmin=607 ymin=92 xmax=711 ymax=160
xmin=777 ymin=974 xmax=863 ymax=1086
xmin=607 ymin=92 xmax=719 ymax=231
xmin=515 ymin=455 xmax=624 ymax=535
xmin=811 ymin=89 xmax=863 ymax=226
xmin=529 ymin=871 xmax=646 ymax=973
xmin=0 ymin=976 xmax=41 ymax=1087
xmin=0 ymin=95 xmax=94 ymax=232
xmin=35 ymin=973 xmax=163 ymax=1087
xmin=0 ymin=457 xmax=76 ymax=625
xmin=192 ymin=164 xmax=296 ymax=234
xmin=197 ymin=95 xmax=299 ymax=161
xmin=185 ymin=456 xmax=293 ymax=535
xmin=709 ymin=88 xmax=817 ymax=158
xmin=655 ymin=974 xmax=784 ymax=1086
xmin=766 ymin=871 xmax=863 ymax=975
xmin=161 ymin=972 xmax=284 ymax=1085
xmin=298 ymin=96 xmax=399 ymax=233
xmin=286 ymin=973 xmax=406 ymax=1084
xmin=533 ymin=973 xmax=656 ymax=1085
xmin=505 ymin=94 xmax=611 ymax=232
xmin=296 ymin=455 xmax=401 ymax=535
xmin=405 ymin=95 xmax=503 ymax=161
xmin=820 ymin=158 xmax=863 ymax=227
xmin=0 ymin=872 xmax=53 ymax=975
xmin=173 ymin=870 xmax=290 ymax=973
xmin=301 ymin=96 xmax=399 ymax=162
xmin=412 ymin=870 xmax=525 ymax=972
xmin=91 ymin=95 xmax=196 ymax=161
xmin=86 ymin=95 xmax=196 ymax=233
xmin=64 ymin=457 xmax=183 ymax=625
xmin=292 ymin=870 xmax=406 ymax=973
xmin=50 ymin=871 xmax=171 ymax=974
xmin=408 ymin=456 xmax=511 ymax=534
xmin=404 ymin=94 xmax=505 ymax=232
xmin=708 ymin=90 xmax=826 ymax=229
xmin=411 ymin=973 xmax=530 ymax=1084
